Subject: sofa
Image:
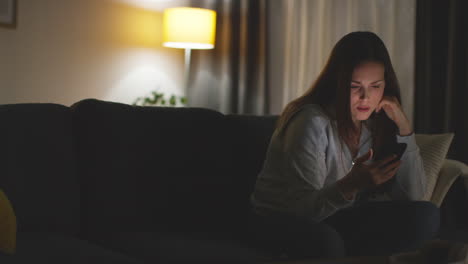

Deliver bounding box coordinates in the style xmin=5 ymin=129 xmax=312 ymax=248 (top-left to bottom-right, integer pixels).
xmin=0 ymin=99 xmax=467 ymax=263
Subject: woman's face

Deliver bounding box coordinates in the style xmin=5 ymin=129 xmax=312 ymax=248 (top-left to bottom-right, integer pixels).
xmin=349 ymin=61 xmax=385 ymax=124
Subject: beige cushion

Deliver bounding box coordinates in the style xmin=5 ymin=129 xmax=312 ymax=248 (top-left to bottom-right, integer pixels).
xmin=415 ymin=133 xmax=454 ymax=201
xmin=431 ymin=159 xmax=468 ymax=206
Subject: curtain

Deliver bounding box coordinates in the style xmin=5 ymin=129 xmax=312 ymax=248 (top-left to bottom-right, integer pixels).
xmin=188 ymin=0 xmax=268 ymax=115
xmin=414 ymin=0 xmax=468 ymax=163
xmin=188 ymin=0 xmax=416 ymax=118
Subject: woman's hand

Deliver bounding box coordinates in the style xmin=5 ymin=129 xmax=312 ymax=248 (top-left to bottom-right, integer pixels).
xmin=376 ymin=96 xmax=413 ymax=136
xmin=337 ymin=149 xmax=402 ymax=200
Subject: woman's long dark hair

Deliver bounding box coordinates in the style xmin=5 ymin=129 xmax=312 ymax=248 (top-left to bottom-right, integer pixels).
xmin=276 ymin=31 xmax=401 ymax=159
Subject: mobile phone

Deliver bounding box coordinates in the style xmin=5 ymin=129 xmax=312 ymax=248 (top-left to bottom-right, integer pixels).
xmin=391 ymin=143 xmax=407 ymax=161
xmin=372 ymin=142 xmax=407 ymax=194
xmin=388 ymin=143 xmax=407 ymax=163
xmin=375 ymin=142 xmax=407 ymax=163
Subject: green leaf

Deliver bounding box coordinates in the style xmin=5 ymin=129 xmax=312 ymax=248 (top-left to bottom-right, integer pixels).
xmin=169 ymin=95 xmax=176 ymax=106
xmin=132 ymin=97 xmax=142 ymax=106
xmin=134 ymin=90 xmax=185 ymax=107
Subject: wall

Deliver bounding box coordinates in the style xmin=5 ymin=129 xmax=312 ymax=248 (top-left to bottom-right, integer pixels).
xmin=0 ymin=0 xmax=188 ymax=106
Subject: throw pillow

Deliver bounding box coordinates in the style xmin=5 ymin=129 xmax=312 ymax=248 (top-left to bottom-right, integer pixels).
xmin=415 ymin=133 xmax=454 ymax=201
xmin=0 ymin=189 xmax=16 ymax=254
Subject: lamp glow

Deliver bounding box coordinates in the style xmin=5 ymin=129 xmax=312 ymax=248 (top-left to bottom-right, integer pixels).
xmin=163 ymin=7 xmax=216 ymax=50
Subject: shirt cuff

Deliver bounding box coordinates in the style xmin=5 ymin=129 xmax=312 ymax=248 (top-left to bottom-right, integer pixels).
xmin=397 ymin=132 xmax=418 ymax=152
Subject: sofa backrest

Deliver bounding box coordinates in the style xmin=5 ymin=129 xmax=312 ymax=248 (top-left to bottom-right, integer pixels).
xmin=223 ymin=114 xmax=278 ymax=227
xmin=0 ymin=104 xmax=80 ymax=235
xmin=73 ymin=99 xmax=261 ymax=236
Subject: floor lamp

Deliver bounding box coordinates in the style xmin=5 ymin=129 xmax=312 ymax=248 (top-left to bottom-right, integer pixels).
xmin=162 ymin=7 xmax=217 ymax=105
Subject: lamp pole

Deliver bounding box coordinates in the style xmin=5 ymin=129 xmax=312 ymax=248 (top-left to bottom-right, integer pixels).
xmin=184 ymin=48 xmax=192 ymax=104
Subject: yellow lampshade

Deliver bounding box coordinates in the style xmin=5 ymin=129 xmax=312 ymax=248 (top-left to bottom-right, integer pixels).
xmin=163 ymin=7 xmax=216 ymax=50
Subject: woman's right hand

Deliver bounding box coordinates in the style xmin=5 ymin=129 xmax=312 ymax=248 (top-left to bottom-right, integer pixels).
xmin=337 ymin=149 xmax=402 ymax=200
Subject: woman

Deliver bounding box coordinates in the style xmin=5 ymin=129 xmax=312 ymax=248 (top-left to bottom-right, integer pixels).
xmin=249 ymin=31 xmax=439 ymax=259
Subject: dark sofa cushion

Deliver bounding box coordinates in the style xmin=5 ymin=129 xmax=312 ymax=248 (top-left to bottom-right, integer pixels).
xmin=0 ymin=104 xmax=80 ymax=235
xmin=0 ymin=232 xmax=143 ymax=263
xmin=71 ymin=99 xmax=240 ymax=236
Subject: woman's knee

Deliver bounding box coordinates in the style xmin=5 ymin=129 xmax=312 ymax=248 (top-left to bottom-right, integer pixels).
xmin=406 ymin=201 xmax=440 ymax=237
xmin=249 ymin=212 xmax=346 ymax=259
xmin=283 ymin=222 xmax=346 ymax=259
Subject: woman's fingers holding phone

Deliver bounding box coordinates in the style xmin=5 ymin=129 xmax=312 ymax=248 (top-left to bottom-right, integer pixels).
xmin=375 ymin=160 xmax=400 ymax=183
xmin=382 ymin=159 xmax=401 ymax=175
xmin=373 ymin=154 xmax=397 ymax=168
xmin=369 ymin=158 xmax=400 ymax=185
xmin=354 ymin=149 xmax=373 ymax=164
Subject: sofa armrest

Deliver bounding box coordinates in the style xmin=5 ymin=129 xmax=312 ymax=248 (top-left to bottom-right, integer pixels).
xmin=431 ymin=159 xmax=468 ymax=207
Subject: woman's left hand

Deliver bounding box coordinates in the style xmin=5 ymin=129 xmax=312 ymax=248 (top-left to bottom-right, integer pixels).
xmin=376 ymin=96 xmax=413 ymax=136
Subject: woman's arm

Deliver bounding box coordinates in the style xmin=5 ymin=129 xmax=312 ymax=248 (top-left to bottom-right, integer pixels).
xmin=279 ymin=106 xmax=355 ymax=222
xmin=376 ymin=97 xmax=426 ymax=200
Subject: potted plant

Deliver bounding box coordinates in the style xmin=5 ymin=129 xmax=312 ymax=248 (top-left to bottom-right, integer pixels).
xmin=133 ymin=91 xmax=187 ymax=107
